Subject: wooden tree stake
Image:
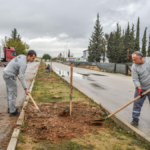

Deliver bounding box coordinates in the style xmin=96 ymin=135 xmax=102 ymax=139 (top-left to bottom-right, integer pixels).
xmin=70 ymin=62 xmax=73 ymax=116
xmin=50 ymin=60 xmax=52 ymax=78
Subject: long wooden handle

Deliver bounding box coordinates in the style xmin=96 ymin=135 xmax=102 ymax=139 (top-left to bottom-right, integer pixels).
xmin=28 ymin=93 xmax=39 ymax=110
xmin=108 ymin=89 xmax=150 ymax=118
xmin=17 ymin=75 xmax=20 ymax=80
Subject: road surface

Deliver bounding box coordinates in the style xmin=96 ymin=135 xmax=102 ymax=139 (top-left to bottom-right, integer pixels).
xmin=49 ymin=62 xmax=150 ymax=137
xmin=0 ymin=62 xmax=39 ymax=150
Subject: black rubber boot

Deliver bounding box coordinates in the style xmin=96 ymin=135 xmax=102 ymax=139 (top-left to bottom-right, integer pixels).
xmin=8 ymin=108 xmax=19 ymax=113
xmin=130 ymin=118 xmax=139 ymax=126
xmin=9 ymin=109 xmax=20 ymax=117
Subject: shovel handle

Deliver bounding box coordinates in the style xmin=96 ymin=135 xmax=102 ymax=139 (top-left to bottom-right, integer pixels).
xmin=108 ymin=89 xmax=150 ymax=118
xmin=28 ymin=93 xmax=40 ymax=111
xmin=17 ymin=75 xmax=41 ymax=113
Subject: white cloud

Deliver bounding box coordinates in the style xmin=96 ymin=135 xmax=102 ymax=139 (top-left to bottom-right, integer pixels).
xmin=28 ymin=37 xmax=57 ymax=43
xmin=58 ymin=34 xmax=68 ymax=38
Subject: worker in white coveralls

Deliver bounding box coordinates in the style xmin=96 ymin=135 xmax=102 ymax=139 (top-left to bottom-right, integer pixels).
xmin=131 ymin=51 xmax=150 ymax=126
xmin=3 ymin=50 xmax=36 ymax=117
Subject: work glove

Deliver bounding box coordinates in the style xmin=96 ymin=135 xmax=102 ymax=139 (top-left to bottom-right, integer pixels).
xmin=138 ymin=89 xmax=144 ymax=97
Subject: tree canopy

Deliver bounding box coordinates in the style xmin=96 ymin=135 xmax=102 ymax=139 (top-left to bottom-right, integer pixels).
xmin=1 ymin=28 xmax=30 ymax=55
xmin=42 ymin=54 xmax=51 ymax=60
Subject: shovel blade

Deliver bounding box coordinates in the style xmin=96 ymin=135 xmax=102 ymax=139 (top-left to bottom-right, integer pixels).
xmin=38 ymin=109 xmax=42 ymax=113
xmin=92 ymin=116 xmax=109 ymax=122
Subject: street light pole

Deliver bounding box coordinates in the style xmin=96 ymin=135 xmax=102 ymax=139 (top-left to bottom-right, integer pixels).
xmin=66 ymin=41 xmax=68 ymax=60
xmin=64 ymin=45 xmax=66 ymax=61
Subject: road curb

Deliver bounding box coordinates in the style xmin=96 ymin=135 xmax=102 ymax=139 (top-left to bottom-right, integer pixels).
xmin=55 ymin=70 xmax=150 ymax=144
xmin=7 ymin=66 xmax=39 ymax=150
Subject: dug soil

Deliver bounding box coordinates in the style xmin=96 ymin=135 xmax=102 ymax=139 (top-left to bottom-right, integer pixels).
xmin=23 ymin=102 xmax=108 ymax=143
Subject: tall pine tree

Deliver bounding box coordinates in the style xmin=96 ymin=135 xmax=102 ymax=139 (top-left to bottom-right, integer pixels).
xmin=147 ymin=35 xmax=150 ymax=56
xmin=87 ymin=13 xmax=103 ymax=62
xmin=142 ymin=27 xmax=147 ymax=57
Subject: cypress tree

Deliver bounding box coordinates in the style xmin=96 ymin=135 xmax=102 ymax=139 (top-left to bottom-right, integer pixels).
xmin=129 ymin=24 xmax=135 ymax=62
xmin=147 ymin=35 xmax=150 ymax=56
xmin=113 ymin=23 xmax=121 ymax=63
xmin=142 ymin=27 xmax=147 ymax=57
xmin=107 ymin=32 xmax=115 ymax=62
xmin=118 ymin=27 xmax=124 ymax=63
xmin=122 ymin=23 xmax=130 ymax=63
xmin=135 ymin=17 xmax=140 ymax=51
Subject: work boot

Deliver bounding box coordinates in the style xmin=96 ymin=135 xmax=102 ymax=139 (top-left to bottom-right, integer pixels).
xmin=8 ymin=108 xmax=18 ymax=113
xmin=9 ymin=109 xmax=20 ymax=117
xmin=130 ymin=118 xmax=139 ymax=126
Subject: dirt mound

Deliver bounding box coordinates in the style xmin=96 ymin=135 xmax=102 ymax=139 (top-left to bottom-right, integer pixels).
xmin=59 ymin=110 xmax=69 ymax=117
xmin=35 ymin=77 xmax=60 ymax=81
xmin=23 ymin=102 xmax=107 ymax=143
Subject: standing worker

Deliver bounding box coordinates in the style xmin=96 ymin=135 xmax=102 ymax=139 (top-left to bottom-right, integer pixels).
xmin=131 ymin=51 xmax=150 ymax=126
xmin=3 ymin=50 xmax=36 ymax=116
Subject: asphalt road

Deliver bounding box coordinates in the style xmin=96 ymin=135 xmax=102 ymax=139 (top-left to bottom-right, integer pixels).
xmin=49 ymin=62 xmax=150 ymax=137
xmin=0 ymin=62 xmax=39 ymax=150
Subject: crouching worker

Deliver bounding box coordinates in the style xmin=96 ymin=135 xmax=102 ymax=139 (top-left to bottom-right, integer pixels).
xmin=46 ymin=64 xmax=50 ymax=73
xmin=3 ymin=50 xmax=36 ymax=116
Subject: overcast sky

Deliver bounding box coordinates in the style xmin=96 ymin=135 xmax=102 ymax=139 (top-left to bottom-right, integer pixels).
xmin=0 ymin=0 xmax=150 ymax=58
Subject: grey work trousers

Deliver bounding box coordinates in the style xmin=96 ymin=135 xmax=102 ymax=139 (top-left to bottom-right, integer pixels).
xmin=132 ymin=89 xmax=150 ymax=121
xmin=3 ymin=72 xmax=17 ymax=113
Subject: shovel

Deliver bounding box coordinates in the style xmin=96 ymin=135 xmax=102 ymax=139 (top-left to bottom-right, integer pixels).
xmin=28 ymin=93 xmax=42 ymax=113
xmin=17 ymin=75 xmax=42 ymax=113
xmin=94 ymin=89 xmax=150 ymax=122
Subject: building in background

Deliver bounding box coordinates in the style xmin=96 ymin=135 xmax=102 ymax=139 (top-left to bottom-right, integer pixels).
xmin=34 ymin=57 xmax=42 ymax=62
xmin=83 ymin=50 xmax=89 ymax=61
xmin=67 ymin=57 xmax=85 ymax=62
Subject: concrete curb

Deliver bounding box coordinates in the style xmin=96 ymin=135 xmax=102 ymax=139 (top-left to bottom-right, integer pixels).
xmin=7 ymin=66 xmax=39 ymax=150
xmin=54 ymin=70 xmax=150 ymax=144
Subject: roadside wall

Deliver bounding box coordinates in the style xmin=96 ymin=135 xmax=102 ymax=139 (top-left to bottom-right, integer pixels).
xmin=74 ymin=63 xmax=132 ymax=75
